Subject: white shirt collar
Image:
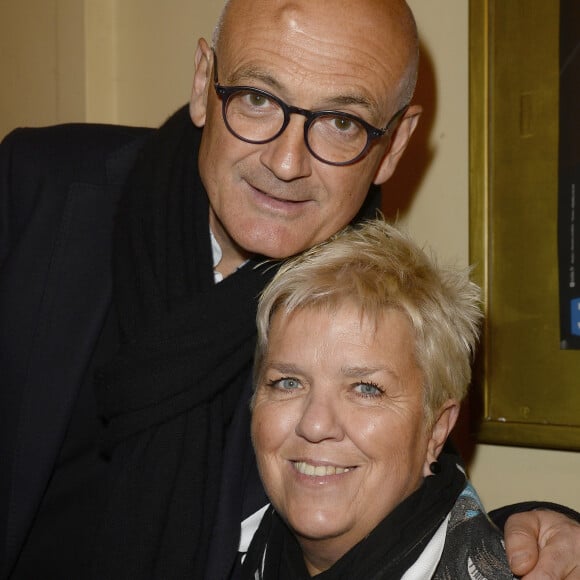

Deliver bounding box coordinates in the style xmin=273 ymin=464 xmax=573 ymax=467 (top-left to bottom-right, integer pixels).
xmin=210 ymin=228 xmax=224 ymax=283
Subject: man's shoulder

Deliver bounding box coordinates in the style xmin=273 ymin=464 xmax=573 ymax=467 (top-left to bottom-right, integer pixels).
xmin=2 ymin=121 xmax=153 ymax=146
xmin=0 ymin=121 xmax=157 ymax=262
xmin=2 ymin=121 xmax=153 ymax=182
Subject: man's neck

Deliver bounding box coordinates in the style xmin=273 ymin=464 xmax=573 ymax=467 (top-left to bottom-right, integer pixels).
xmin=209 ymin=210 xmax=251 ymax=279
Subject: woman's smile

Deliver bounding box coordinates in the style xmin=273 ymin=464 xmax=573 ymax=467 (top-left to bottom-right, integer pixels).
xmin=291 ymin=461 xmax=354 ymax=477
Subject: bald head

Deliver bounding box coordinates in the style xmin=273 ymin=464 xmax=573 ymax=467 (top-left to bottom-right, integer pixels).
xmin=190 ymin=0 xmax=422 ymax=262
xmin=213 ymin=0 xmax=418 ymax=110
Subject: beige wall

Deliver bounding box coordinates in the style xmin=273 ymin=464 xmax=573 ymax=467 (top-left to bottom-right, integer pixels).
xmin=0 ymin=0 xmax=86 ymax=136
xmin=1 ymin=0 xmax=579 ymax=511
xmin=404 ymin=0 xmax=580 ymax=512
xmin=0 ymin=0 xmax=220 ymax=135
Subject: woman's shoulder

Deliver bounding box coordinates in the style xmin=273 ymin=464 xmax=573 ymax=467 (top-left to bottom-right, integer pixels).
xmin=434 ymin=483 xmax=515 ymax=579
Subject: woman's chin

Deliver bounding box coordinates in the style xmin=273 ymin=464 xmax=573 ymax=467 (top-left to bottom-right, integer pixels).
xmin=286 ymin=511 xmax=354 ymax=544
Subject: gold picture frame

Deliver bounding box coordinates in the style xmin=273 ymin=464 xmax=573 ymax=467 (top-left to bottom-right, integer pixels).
xmin=469 ymin=0 xmax=580 ymax=450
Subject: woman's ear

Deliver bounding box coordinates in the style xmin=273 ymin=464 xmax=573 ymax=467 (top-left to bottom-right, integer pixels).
xmin=422 ymin=399 xmax=460 ymax=477
xmin=373 ymin=104 xmax=422 ymax=185
xmin=189 ymin=38 xmax=213 ymax=127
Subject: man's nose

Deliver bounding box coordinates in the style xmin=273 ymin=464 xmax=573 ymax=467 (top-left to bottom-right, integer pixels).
xmin=259 ymin=115 xmax=313 ymax=181
xmin=294 ymin=389 xmax=344 ymax=443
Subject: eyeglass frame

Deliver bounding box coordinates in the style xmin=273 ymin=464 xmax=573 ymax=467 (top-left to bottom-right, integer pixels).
xmin=211 ymin=50 xmax=409 ymax=167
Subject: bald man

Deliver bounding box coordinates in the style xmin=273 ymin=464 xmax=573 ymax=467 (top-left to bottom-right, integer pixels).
xmin=1 ymin=0 xmax=578 ymax=578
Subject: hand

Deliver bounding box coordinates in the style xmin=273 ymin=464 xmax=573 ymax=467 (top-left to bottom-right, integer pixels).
xmin=504 ymin=509 xmax=580 ymax=579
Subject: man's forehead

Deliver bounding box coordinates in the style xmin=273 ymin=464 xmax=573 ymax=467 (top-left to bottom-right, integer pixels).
xmin=221 ymin=57 xmax=383 ymax=116
xmin=220 ymin=0 xmax=414 ymax=45
xmin=218 ymin=0 xmax=414 ymax=112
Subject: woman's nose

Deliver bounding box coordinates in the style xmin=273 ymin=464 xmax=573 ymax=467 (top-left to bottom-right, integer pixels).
xmin=294 ymin=390 xmax=344 ymax=443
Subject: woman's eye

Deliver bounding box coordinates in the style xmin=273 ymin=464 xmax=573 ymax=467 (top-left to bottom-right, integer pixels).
xmin=267 ymin=377 xmax=301 ymax=391
xmin=354 ymin=382 xmax=383 ymax=397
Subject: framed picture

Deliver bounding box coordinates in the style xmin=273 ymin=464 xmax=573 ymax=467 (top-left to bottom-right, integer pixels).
xmin=469 ymin=0 xmax=580 ymax=450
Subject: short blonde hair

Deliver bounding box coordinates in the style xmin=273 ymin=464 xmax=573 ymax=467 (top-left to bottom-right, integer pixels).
xmin=254 ymin=219 xmax=482 ymax=425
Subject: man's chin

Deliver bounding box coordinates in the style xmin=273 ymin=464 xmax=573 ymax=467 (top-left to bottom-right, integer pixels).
xmin=240 ymin=237 xmax=310 ymax=260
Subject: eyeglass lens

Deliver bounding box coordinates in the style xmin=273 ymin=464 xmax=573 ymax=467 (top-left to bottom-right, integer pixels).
xmin=223 ymin=89 xmax=371 ymax=164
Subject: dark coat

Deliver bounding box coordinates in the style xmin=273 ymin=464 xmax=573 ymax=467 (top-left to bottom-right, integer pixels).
xmin=0 ymin=123 xmax=150 ymax=577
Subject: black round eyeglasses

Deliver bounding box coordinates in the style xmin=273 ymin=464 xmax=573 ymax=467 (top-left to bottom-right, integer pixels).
xmin=212 ymin=51 xmax=409 ymax=166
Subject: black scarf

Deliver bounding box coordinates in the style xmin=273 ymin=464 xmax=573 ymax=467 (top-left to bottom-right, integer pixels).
xmin=92 ymin=106 xmax=276 ymax=578
xmin=242 ymin=453 xmax=466 ymax=580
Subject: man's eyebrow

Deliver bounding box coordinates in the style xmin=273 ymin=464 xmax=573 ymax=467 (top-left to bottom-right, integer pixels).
xmin=323 ymin=95 xmax=379 ymax=117
xmin=227 ymin=66 xmax=283 ymax=91
xmin=226 ymin=67 xmax=380 ymax=117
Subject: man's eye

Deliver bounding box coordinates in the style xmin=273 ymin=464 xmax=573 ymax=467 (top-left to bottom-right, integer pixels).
xmin=247 ymin=92 xmax=270 ymax=107
xmin=354 ymin=382 xmax=383 ymax=397
xmin=332 ymin=117 xmax=353 ymax=131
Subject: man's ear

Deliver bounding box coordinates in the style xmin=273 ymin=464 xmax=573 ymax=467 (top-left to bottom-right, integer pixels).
xmin=373 ymin=104 xmax=422 ymax=185
xmin=422 ymin=399 xmax=460 ymax=477
xmin=190 ymin=38 xmax=213 ymax=128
